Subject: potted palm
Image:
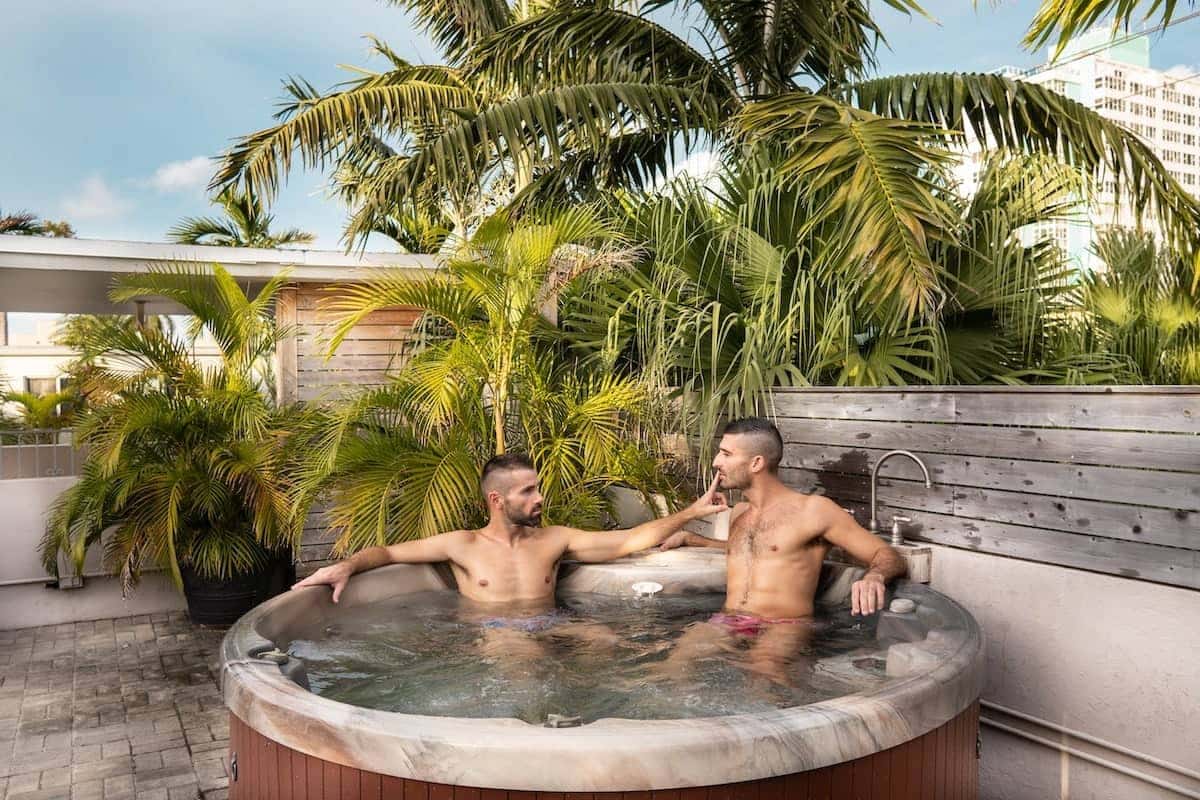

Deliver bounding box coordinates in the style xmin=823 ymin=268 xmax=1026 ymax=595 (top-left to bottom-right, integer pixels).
xmin=40 ymin=264 xmax=303 ymax=625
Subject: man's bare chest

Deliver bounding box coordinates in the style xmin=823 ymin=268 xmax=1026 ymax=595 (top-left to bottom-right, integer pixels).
xmin=456 ymin=541 xmax=564 ymax=588
xmin=728 ymin=511 xmax=824 ymax=558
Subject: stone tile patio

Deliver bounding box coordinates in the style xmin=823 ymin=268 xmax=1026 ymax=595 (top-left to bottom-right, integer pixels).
xmin=0 ymin=613 xmax=230 ymax=800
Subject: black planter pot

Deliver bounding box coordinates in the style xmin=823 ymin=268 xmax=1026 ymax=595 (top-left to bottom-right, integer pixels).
xmin=180 ymin=553 xmax=296 ymax=626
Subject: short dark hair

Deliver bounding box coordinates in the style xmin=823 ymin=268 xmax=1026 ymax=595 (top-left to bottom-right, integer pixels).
xmin=480 ymin=453 xmax=536 ymax=495
xmin=721 ymin=417 xmax=783 ymax=471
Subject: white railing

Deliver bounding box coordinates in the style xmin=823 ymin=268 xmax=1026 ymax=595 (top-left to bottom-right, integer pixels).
xmin=0 ymin=428 xmax=84 ymax=479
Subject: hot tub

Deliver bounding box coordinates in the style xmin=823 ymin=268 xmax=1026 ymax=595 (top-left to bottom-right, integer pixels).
xmin=221 ymin=550 xmax=983 ymax=798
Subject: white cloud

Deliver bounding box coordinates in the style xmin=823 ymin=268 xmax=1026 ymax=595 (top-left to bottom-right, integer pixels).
xmin=147 ymin=156 xmax=214 ymax=192
xmin=61 ymin=175 xmax=130 ymax=220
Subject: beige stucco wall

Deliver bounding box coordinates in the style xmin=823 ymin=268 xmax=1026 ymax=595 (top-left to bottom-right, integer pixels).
xmin=0 ymin=476 xmax=185 ymax=629
xmin=928 ymin=544 xmax=1200 ymax=799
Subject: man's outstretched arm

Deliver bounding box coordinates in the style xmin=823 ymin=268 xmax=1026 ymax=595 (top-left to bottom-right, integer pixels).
xmin=292 ymin=532 xmax=458 ymax=603
xmin=658 ymin=531 xmax=728 ymax=551
xmin=819 ymin=498 xmax=906 ymax=615
xmin=563 ymin=478 xmax=729 ymax=562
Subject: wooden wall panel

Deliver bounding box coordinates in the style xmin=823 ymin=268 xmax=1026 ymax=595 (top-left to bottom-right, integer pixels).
xmin=229 ymin=704 xmax=979 ymax=799
xmin=277 ymin=285 xmax=424 ymax=572
xmin=771 ymin=387 xmax=1200 ymax=590
xmin=278 ymin=284 xmax=422 ymax=405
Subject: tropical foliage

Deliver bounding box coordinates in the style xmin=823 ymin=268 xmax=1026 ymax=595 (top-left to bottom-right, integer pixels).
xmin=40 ymin=265 xmax=303 ymax=591
xmin=1 ymin=389 xmax=76 ymax=429
xmin=213 ymin=0 xmax=1199 ymax=315
xmin=168 ymin=186 xmax=314 ymax=248
xmin=1071 ymin=229 xmax=1200 ymax=384
xmin=1 ymin=208 xmax=74 ymax=237
xmin=559 ymin=152 xmax=1141 ymax=456
xmin=288 ymin=208 xmax=682 ymax=555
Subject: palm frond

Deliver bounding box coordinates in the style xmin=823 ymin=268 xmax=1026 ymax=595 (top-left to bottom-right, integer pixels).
xmin=845 ymin=72 xmax=1200 ymax=250
xmin=737 ymin=93 xmax=956 ymax=316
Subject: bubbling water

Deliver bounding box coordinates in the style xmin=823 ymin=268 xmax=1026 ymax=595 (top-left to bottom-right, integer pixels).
xmin=285 ymin=591 xmax=888 ymax=724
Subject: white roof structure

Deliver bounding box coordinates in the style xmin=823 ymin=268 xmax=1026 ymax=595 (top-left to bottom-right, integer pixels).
xmin=0 ymin=235 xmax=437 ymax=315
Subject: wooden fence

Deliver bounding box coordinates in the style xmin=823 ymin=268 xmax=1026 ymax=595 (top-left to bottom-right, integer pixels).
xmin=275 ymin=285 xmax=422 ymax=404
xmin=771 ymin=387 xmax=1199 ymax=590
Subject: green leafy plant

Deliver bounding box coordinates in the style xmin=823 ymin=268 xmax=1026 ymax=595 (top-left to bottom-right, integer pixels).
xmin=1070 ymin=229 xmax=1200 ymax=384
xmin=290 ymin=208 xmax=683 ymax=555
xmin=168 ymin=186 xmax=314 ymax=248
xmin=560 ymin=151 xmax=1142 ymax=461
xmin=213 ymin=0 xmax=1199 ymax=315
xmin=40 ymin=264 xmax=303 ymax=592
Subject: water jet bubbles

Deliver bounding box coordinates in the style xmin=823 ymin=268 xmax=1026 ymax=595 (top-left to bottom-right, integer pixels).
xmin=631 ymin=581 xmax=663 ymax=598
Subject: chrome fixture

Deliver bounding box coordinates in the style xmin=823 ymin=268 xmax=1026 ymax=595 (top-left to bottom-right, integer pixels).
xmin=890 ymin=515 xmax=912 ymax=547
xmin=869 ymin=450 xmax=933 ymax=541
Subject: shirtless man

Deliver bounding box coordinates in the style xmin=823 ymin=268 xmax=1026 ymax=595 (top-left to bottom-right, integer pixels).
xmin=659 ymin=417 xmax=906 ymax=683
xmin=293 ymin=452 xmax=727 ymax=609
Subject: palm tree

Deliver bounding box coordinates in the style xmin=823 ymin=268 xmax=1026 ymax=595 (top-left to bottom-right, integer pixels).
xmin=289 ymin=207 xmax=682 ymax=554
xmin=213 ymin=0 xmax=1199 ymax=315
xmin=1025 ymin=0 xmax=1196 ymax=58
xmin=0 ymin=209 xmax=75 ymax=237
xmin=40 ymin=264 xmax=303 ymax=594
xmin=1071 ymin=229 xmax=1200 ymax=384
xmin=1 ymin=389 xmax=76 ymax=429
xmin=1 ymin=209 xmax=43 ymax=235
xmin=168 ymin=186 xmax=314 ymax=248
xmin=557 ymin=151 xmax=1136 ymax=460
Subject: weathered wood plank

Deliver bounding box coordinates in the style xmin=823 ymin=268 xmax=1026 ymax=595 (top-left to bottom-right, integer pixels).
xmin=298 ymin=384 xmax=387 ymax=404
xmin=780 ymin=444 xmax=1200 ymax=511
xmin=297 ymin=309 xmax=420 ymax=325
xmin=276 ymin=287 xmax=299 ymax=406
xmin=780 ymin=468 xmax=954 ymax=515
xmin=299 ymin=354 xmax=409 ymax=372
xmin=299 ymin=323 xmax=419 ymax=341
xmin=781 ymin=458 xmax=1195 ymax=548
xmin=777 ymin=418 xmax=1200 ymax=473
xmin=950 ymin=486 xmax=1197 ymax=550
xmin=953 ymin=392 xmax=1200 ymax=434
xmin=300 ymin=336 xmax=415 ymax=356
xmin=297 ymin=369 xmax=393 ymax=384
xmin=771 ymin=392 xmax=957 ymax=424
xmin=834 ymin=504 xmax=1199 ymax=588
xmin=772 ymin=389 xmax=1200 ymax=433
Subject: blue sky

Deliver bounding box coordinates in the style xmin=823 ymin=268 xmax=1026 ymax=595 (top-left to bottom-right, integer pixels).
xmin=2 ymin=0 xmax=1197 ymax=250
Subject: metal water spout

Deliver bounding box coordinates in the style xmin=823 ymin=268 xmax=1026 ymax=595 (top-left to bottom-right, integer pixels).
xmin=868 ymin=450 xmax=933 ymax=543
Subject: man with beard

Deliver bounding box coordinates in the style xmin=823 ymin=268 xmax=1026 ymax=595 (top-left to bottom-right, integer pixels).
xmin=658 ymin=417 xmax=906 ymax=684
xmin=293 ymin=453 xmax=728 ymax=609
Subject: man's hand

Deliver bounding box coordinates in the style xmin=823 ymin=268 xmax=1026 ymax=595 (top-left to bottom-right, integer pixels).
xmin=292 ymin=562 xmax=355 ymax=604
xmin=687 ymin=476 xmax=729 ymax=519
xmin=851 ymin=572 xmax=886 ymax=616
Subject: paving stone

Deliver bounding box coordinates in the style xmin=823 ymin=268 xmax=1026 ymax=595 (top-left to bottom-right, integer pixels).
xmin=7 ymin=771 xmax=42 ymax=794
xmin=39 ymin=767 xmax=72 ymax=788
xmin=72 ymin=743 xmax=104 ymax=764
xmin=70 ymin=755 xmax=132 ymax=783
xmin=101 ymin=741 xmax=131 ymax=760
xmin=132 ymin=766 xmax=197 ymax=792
xmin=68 ymin=779 xmax=104 ymax=800
xmin=8 ymin=788 xmax=72 ymax=800
xmin=104 ymin=774 xmax=135 ymax=796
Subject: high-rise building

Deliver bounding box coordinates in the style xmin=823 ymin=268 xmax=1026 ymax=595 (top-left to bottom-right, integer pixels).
xmin=958 ymin=29 xmax=1200 ymax=271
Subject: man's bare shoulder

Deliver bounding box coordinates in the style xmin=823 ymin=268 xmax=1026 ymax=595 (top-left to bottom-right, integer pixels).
xmin=524 ymin=525 xmax=577 ymax=549
xmin=800 ymin=493 xmax=846 ymax=519
xmin=771 ymin=485 xmax=832 ymax=515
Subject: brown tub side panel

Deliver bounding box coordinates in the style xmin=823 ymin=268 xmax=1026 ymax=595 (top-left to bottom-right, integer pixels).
xmin=230 ymin=703 xmax=980 ymax=800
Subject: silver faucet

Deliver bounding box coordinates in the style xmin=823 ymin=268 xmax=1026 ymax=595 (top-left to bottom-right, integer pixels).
xmin=869 ymin=450 xmax=933 ymax=541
